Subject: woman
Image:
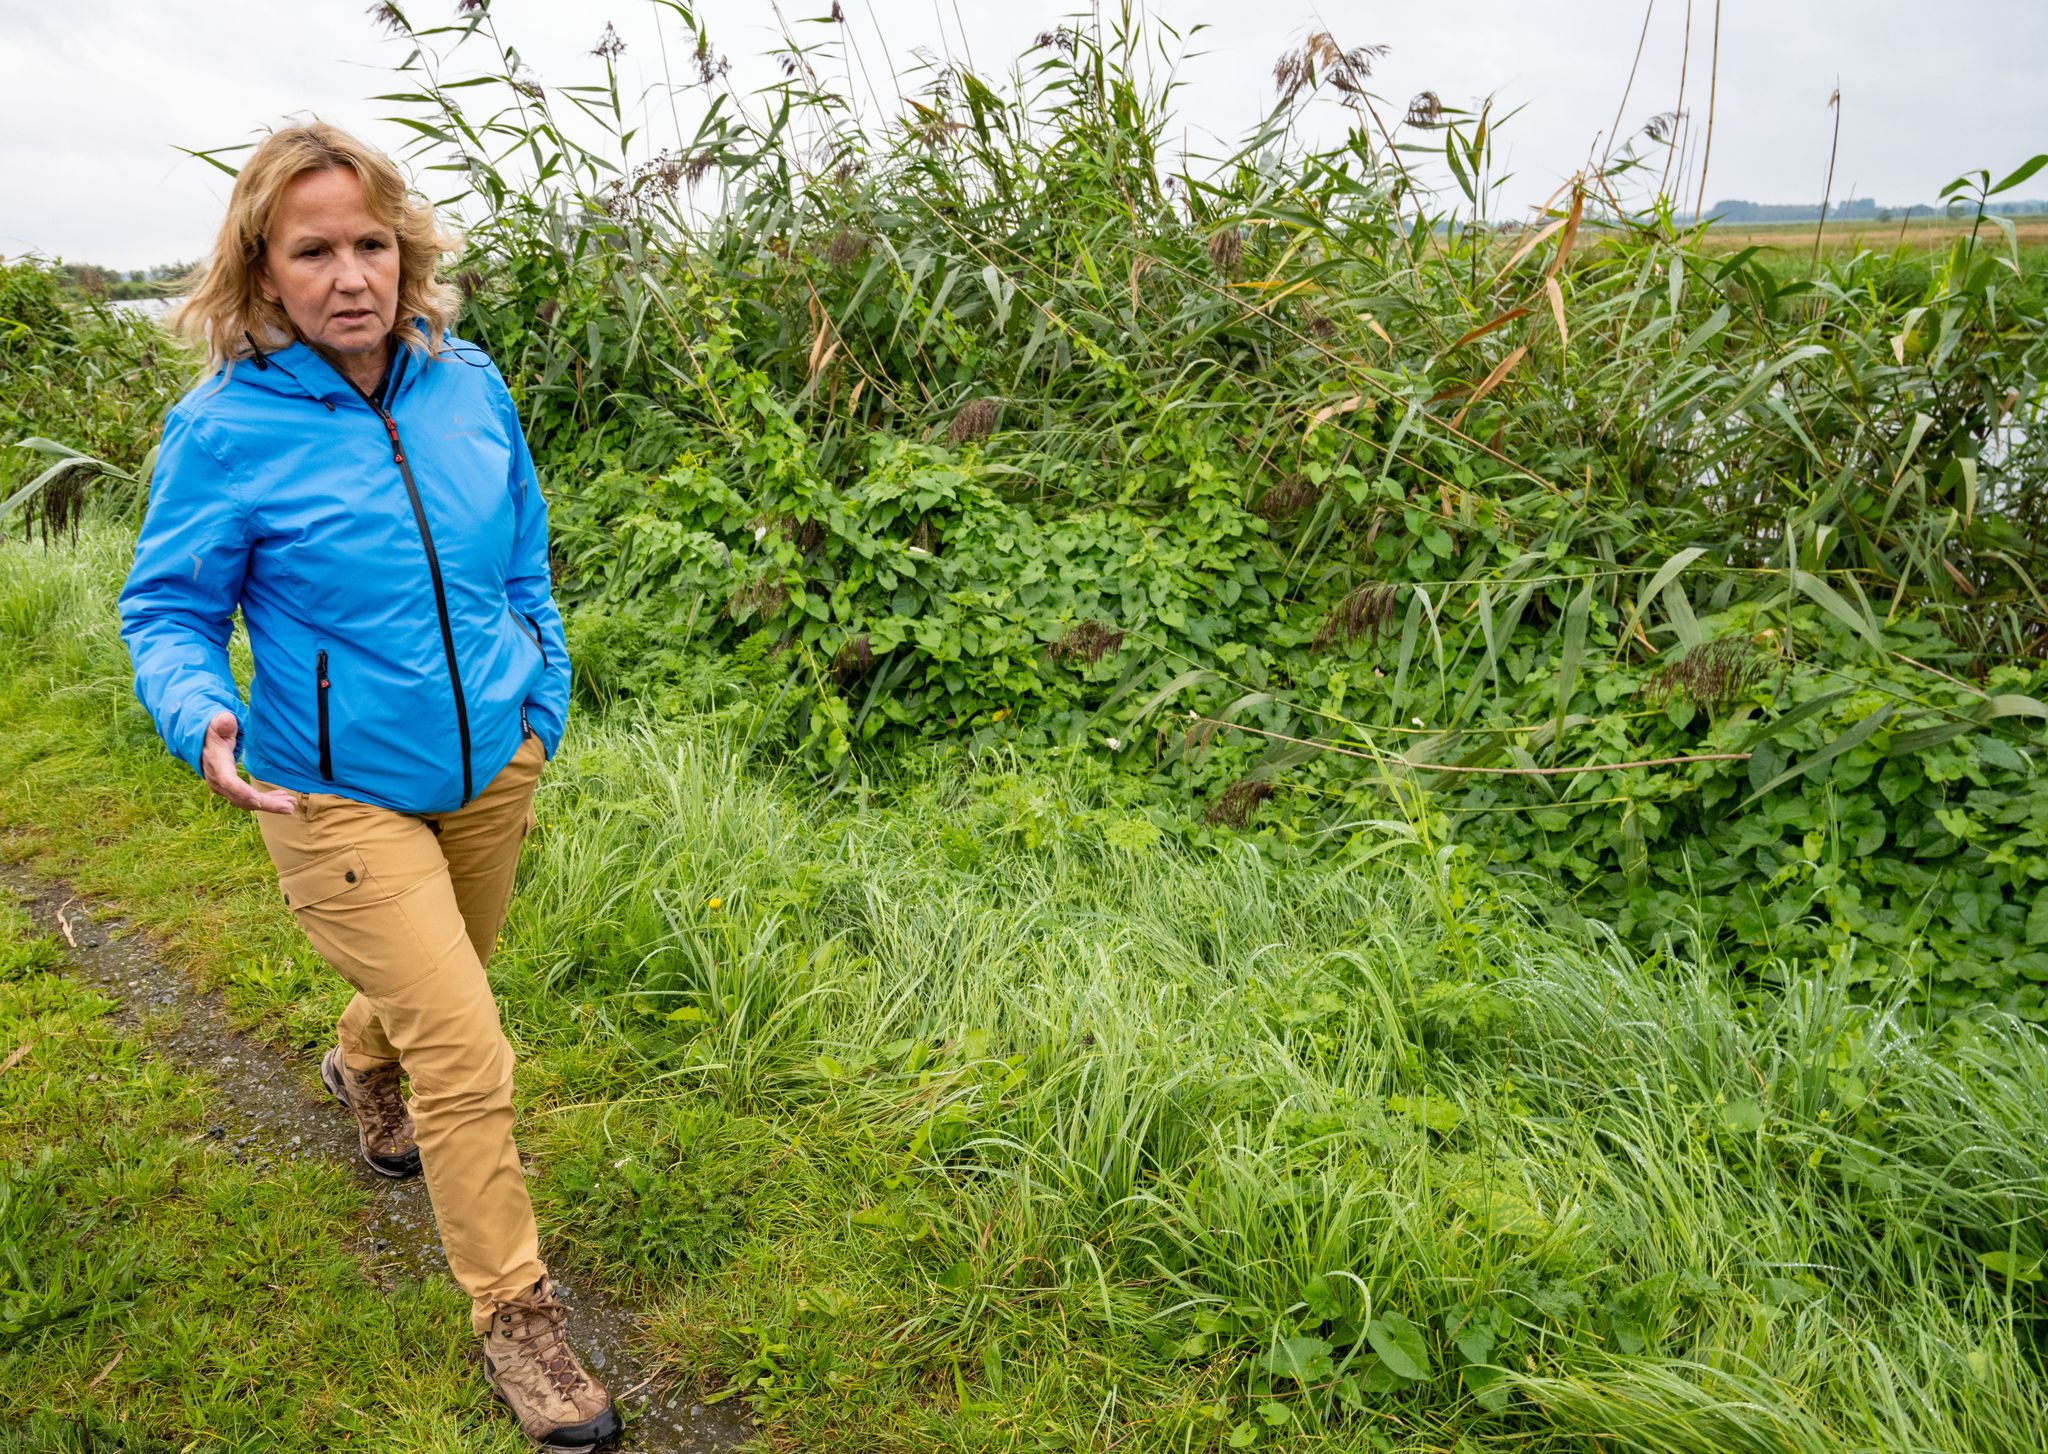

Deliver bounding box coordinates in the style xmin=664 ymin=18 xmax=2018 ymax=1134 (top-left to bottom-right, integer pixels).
xmin=117 ymin=123 xmax=620 ymax=1453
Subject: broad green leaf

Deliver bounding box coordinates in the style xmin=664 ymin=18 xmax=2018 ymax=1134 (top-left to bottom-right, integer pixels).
xmin=1548 ymin=583 xmax=1590 ymax=762
xmin=1365 ymin=1310 xmax=1431 ymax=1381
xmin=1888 ymin=718 xmax=1979 ymax=756
xmin=1741 ymin=704 xmax=1896 ymax=807
xmin=1979 ymin=1249 xmax=2043 ymax=1282
xmin=1989 ymin=154 xmax=2048 ymax=196
xmin=1984 ymin=694 xmax=2048 ymax=721
xmin=1263 ymin=1335 xmax=1333 ymax=1385
xmin=1619 ymin=547 xmax=1705 ymax=655
xmin=1131 ymin=668 xmax=1216 ymax=723
xmin=1789 ymin=569 xmax=1883 ymax=653
xmin=1720 ymin=1098 xmax=1766 ymax=1134
xmin=1464 ymin=1363 xmax=1510 ymax=1413
xmin=1736 ymin=687 xmax=1854 ymax=752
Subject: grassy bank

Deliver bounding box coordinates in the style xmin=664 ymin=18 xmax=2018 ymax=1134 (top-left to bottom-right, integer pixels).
xmin=0 ymin=897 xmax=517 ymax=1453
xmin=6 ymin=526 xmax=2048 ymax=1451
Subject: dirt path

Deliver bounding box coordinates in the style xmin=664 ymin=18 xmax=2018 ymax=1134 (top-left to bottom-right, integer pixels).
xmin=0 ymin=862 xmax=755 ymax=1454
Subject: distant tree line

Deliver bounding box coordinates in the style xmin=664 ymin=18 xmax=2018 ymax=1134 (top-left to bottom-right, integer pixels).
xmin=40 ymin=259 xmax=197 ymax=303
xmin=1707 ymin=197 xmax=2048 ymax=223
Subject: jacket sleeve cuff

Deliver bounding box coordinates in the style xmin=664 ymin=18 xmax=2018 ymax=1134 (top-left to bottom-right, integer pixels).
xmin=522 ymin=701 xmax=564 ymax=762
xmin=171 ymin=694 xmax=247 ymax=777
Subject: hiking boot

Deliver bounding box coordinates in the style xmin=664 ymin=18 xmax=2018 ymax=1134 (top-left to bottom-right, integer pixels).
xmin=481 ymin=1278 xmax=623 ymax=1451
xmin=319 ymin=1046 xmax=421 ymax=1179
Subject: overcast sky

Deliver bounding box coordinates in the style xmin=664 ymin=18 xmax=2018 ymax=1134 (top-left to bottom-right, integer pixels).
xmin=4 ymin=0 xmax=2043 ymax=273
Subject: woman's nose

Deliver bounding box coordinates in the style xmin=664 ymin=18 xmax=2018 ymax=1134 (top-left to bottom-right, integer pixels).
xmin=334 ymin=249 xmax=371 ymax=290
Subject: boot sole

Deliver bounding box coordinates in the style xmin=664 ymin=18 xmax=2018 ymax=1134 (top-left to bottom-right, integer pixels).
xmin=320 ymin=1049 xmax=421 ymax=1180
xmin=483 ymin=1364 xmax=625 ymax=1451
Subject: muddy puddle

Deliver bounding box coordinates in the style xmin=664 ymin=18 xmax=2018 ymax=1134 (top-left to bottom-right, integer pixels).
xmin=1 ymin=861 xmax=755 ymax=1454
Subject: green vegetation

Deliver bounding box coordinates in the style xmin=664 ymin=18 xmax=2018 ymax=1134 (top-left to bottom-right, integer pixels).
xmin=7 ymin=521 xmax=2048 ymax=1451
xmin=0 ymin=257 xmax=184 ymax=526
xmin=6 ymin=6 xmax=2048 ymax=1448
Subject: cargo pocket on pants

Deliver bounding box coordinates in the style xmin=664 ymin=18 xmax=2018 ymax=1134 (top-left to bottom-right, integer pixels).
xmin=279 ymin=846 xmax=372 ymax=911
xmin=276 ymin=846 xmax=429 ymax=996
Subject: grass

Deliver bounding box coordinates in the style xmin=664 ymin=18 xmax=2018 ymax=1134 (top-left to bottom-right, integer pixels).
xmin=0 ymin=900 xmax=531 ymax=1453
xmin=5 ymin=523 xmax=2047 ymax=1451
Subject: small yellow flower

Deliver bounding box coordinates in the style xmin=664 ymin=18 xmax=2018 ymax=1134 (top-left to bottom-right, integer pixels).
xmin=991 ymin=708 xmax=1009 ymax=721
xmin=707 ymin=897 xmax=723 ymax=910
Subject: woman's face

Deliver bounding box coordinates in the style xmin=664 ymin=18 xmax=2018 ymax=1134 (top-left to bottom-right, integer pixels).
xmin=256 ymin=167 xmax=400 ymax=360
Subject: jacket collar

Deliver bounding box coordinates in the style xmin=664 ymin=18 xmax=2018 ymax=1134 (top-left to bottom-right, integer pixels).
xmin=242 ymin=319 xmax=431 ymax=409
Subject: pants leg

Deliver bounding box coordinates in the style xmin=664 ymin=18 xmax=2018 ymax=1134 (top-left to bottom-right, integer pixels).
xmin=334 ymin=733 xmax=546 ymax=1070
xmin=252 ymin=732 xmax=550 ymax=1334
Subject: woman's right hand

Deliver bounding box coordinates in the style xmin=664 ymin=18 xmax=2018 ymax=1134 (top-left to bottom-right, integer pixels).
xmin=201 ymin=710 xmax=299 ymax=815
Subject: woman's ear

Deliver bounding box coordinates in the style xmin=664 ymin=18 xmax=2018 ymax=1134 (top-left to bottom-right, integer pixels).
xmin=254 ymin=257 xmax=278 ymax=306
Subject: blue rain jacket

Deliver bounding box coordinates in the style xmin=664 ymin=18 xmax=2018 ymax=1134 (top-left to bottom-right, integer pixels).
xmin=118 ymin=327 xmax=570 ymax=815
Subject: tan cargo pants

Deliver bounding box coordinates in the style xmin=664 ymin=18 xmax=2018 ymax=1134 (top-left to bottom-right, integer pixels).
xmin=252 ymin=730 xmax=548 ymax=1334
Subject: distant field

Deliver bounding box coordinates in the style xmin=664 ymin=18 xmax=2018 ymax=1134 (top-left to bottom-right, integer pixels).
xmin=1698 ymin=215 xmax=2048 ymax=256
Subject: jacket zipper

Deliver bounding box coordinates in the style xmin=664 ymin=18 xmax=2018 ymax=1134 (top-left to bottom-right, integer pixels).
xmin=316 ymin=650 xmax=333 ymax=780
xmin=344 ymin=349 xmax=475 ymax=805
xmin=516 ymin=609 xmax=547 ymax=669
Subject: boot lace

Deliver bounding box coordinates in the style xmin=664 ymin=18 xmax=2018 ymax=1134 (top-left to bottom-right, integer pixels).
xmin=500 ymin=1285 xmax=588 ymax=1398
xmin=355 ymin=1061 xmax=411 ymax=1147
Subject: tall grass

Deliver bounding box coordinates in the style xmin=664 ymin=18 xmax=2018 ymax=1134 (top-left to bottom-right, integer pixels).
xmin=7 ymin=524 xmax=2043 ymax=1449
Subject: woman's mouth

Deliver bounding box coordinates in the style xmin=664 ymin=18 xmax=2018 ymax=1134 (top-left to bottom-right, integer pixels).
xmin=333 ymin=309 xmax=373 ymax=323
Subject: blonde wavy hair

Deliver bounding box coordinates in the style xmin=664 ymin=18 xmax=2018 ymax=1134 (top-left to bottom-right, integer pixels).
xmin=172 ymin=122 xmax=461 ymax=374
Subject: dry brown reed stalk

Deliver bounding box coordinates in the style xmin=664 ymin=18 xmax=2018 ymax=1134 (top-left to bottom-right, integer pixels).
xmin=1812 ymin=86 xmax=1843 ymax=276
xmin=825 ymin=227 xmax=871 ymax=267
xmin=1206 ymin=228 xmax=1243 ymax=275
xmin=1206 ymin=779 xmax=1275 ymax=827
xmin=1049 ymin=621 xmax=1126 ymax=666
xmin=694 ymin=34 xmax=731 ymax=86
xmin=1313 ymin=583 xmax=1399 ymax=650
xmin=947 ymin=398 xmax=1000 ymax=445
xmin=1272 ymin=33 xmax=1388 ymax=108
xmin=1643 ymin=637 xmax=1765 ymax=713
xmin=28 ymin=464 xmax=92 ymax=545
xmin=1600 ymin=0 xmax=1657 ymax=171
xmin=748 ymin=515 xmax=825 ymax=554
xmin=1693 ymin=0 xmax=1723 ymax=219
xmin=833 ymin=634 xmax=874 ymax=678
xmin=726 ymin=579 xmax=789 ymax=621
xmin=1253 ymin=476 xmax=1322 ymax=521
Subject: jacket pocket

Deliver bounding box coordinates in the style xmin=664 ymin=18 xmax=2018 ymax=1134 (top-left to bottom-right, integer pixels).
xmin=316 ymin=649 xmax=333 ymax=781
xmin=512 ymin=607 xmax=547 ymax=669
